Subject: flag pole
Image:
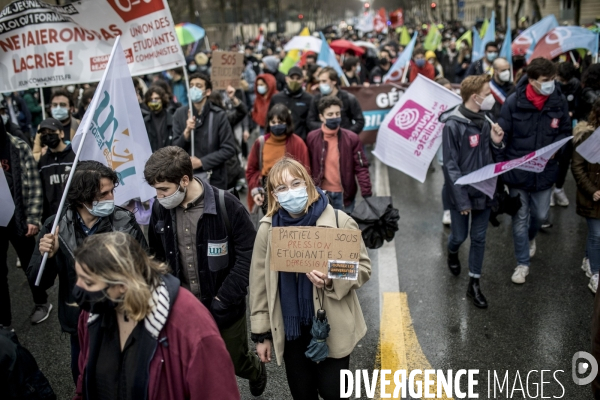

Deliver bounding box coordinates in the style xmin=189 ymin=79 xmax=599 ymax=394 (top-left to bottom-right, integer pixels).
xmin=401 ymin=61 xmax=410 ymax=83
xmin=182 ymin=67 xmax=195 ymax=158
xmin=35 ymin=36 xmax=123 ymax=286
xmin=39 ymin=88 xmax=46 ymax=119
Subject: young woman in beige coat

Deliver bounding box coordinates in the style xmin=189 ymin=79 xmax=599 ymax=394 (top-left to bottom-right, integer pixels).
xmin=249 ymin=157 xmax=371 ymax=400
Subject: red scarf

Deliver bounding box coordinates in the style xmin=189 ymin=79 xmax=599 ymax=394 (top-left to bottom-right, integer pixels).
xmin=525 ymin=83 xmax=548 ymax=110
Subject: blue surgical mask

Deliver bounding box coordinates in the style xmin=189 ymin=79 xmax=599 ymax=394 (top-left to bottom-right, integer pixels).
xmin=325 ymin=117 xmax=342 ymax=130
xmin=257 ymin=85 xmax=267 ymax=95
xmin=188 ymin=64 xmax=198 ymax=72
xmin=270 ymin=123 xmax=287 ymax=136
xmin=415 ymin=59 xmax=426 ymax=68
xmin=51 ymin=106 xmax=69 ymax=121
xmin=277 ymin=187 xmax=309 ymax=215
xmin=537 ymin=80 xmax=555 ymax=96
xmin=165 ymin=72 xmax=173 ymax=80
xmin=85 ymin=200 xmax=115 ymax=217
xmin=486 ymin=52 xmax=498 ymax=62
xmin=319 ymin=83 xmax=332 ymax=95
xmin=189 ymin=87 xmax=204 ymax=103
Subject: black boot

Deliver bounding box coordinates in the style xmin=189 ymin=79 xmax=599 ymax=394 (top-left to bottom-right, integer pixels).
xmin=447 ymin=251 xmax=461 ymax=276
xmin=249 ymin=361 xmax=267 ymax=396
xmin=467 ymin=277 xmax=488 ymax=308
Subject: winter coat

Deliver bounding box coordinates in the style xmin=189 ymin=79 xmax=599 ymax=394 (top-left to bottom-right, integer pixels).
xmin=571 ymin=121 xmax=600 ymax=219
xmin=307 ymin=90 xmax=365 ymax=134
xmin=27 ymin=207 xmax=148 ymax=334
xmin=249 ymin=205 xmax=371 ymax=365
xmin=464 ymin=58 xmax=489 ymax=78
xmin=497 ymin=76 xmax=572 ymax=192
xmin=74 ymin=274 xmax=239 ymax=400
xmin=148 ymin=182 xmax=256 ymax=330
xmin=558 ymin=77 xmax=581 ymax=115
xmin=37 ymin=144 xmax=75 ymax=220
xmin=1 ymin=95 xmax=31 ymax=134
xmin=408 ymin=60 xmax=436 ymax=82
xmin=5 ymin=133 xmax=43 ymax=236
xmin=439 ymin=106 xmax=499 ymax=211
xmin=269 ymin=89 xmax=313 ymax=140
xmin=246 ymin=133 xmax=309 ymax=208
xmin=306 ymin=127 xmax=372 ymax=207
xmin=4 ymin=121 xmax=30 ymax=147
xmin=369 ymin=65 xmax=391 ymax=84
xmin=140 ymin=104 xmax=173 ymax=151
xmin=172 ymin=102 xmax=237 ymax=190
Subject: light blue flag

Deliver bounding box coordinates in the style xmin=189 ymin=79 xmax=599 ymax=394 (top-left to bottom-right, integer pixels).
xmin=472 ymin=27 xmax=483 ymax=61
xmin=512 ymin=15 xmax=558 ymax=60
xmin=479 ymin=11 xmax=496 ymax=60
xmin=317 ymin=32 xmax=346 ymax=82
xmin=499 ymin=17 xmax=513 ymax=66
xmin=382 ymin=32 xmax=418 ymax=82
xmin=530 ymin=26 xmax=600 ymax=60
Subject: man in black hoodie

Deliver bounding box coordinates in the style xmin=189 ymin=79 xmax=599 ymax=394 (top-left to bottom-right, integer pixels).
xmin=440 ymin=74 xmax=505 ymax=309
xmin=269 ymin=66 xmax=313 ymax=140
xmin=37 ymin=118 xmax=75 ymax=221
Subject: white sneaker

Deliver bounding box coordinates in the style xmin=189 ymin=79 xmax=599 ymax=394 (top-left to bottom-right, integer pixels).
xmin=554 ymin=188 xmax=569 ymax=207
xmin=550 ymin=192 xmax=556 ymax=207
xmin=442 ymin=210 xmax=451 ymax=225
xmin=529 ymin=239 xmax=536 ymax=258
xmin=512 ymin=265 xmax=530 ymax=284
xmin=582 ymin=257 xmax=592 ymax=278
xmin=589 ymin=274 xmax=599 ymax=294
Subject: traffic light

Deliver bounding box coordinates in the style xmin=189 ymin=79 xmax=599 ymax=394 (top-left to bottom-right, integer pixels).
xmin=430 ymin=2 xmax=437 ymax=9
xmin=298 ymin=14 xmax=304 ymax=20
xmin=364 ymin=2 xmax=370 ymax=10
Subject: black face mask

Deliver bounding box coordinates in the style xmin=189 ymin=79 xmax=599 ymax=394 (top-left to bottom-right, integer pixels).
xmin=325 ymin=117 xmax=342 ymax=130
xmin=41 ymin=133 xmax=61 ymax=149
xmin=270 ymin=123 xmax=287 ymax=136
xmin=72 ymin=284 xmax=118 ymax=314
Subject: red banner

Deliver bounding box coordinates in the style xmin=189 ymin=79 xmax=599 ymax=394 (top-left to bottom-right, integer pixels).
xmin=389 ymin=9 xmax=404 ymax=29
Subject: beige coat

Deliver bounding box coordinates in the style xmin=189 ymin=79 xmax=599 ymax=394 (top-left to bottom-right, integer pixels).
xmin=249 ymin=204 xmax=371 ymax=365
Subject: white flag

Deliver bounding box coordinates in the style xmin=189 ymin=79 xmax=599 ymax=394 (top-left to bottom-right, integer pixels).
xmin=0 ymin=169 xmax=15 ymax=227
xmin=373 ymin=75 xmax=462 ymax=183
xmin=456 ymin=136 xmax=573 ymax=198
xmin=576 ymin=127 xmax=600 ymax=164
xmin=72 ymin=38 xmax=155 ymax=206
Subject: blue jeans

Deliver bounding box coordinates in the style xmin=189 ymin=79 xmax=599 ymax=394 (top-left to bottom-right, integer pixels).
xmin=587 ymin=218 xmax=600 ymax=275
xmin=448 ymin=208 xmax=491 ymax=278
xmin=509 ymin=187 xmax=553 ymax=266
xmin=327 ymin=192 xmax=355 ymax=214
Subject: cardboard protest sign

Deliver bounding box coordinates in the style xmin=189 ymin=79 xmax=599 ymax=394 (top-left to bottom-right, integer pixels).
xmin=456 ymin=136 xmax=573 ymax=198
xmin=576 ymin=127 xmax=600 ymax=164
xmin=373 ymin=75 xmax=462 ymax=183
xmin=342 ymin=84 xmax=404 ymax=144
xmin=270 ymin=227 xmax=361 ymax=275
xmin=211 ymin=51 xmax=244 ymax=90
xmin=0 ymin=0 xmax=185 ymax=91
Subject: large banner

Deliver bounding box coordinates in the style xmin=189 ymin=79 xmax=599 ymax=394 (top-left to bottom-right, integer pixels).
xmin=530 ymin=26 xmax=599 ymax=60
xmin=342 ymin=84 xmax=405 ymax=144
xmin=373 ymin=75 xmax=462 ymax=183
xmin=0 ymin=0 xmax=185 ymax=91
xmin=511 ymin=15 xmax=558 ymax=59
xmin=71 ymin=37 xmax=155 ymax=206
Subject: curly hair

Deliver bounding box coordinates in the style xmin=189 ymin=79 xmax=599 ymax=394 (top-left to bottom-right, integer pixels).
xmin=144 ymin=85 xmax=170 ymax=107
xmin=582 ymin=64 xmax=600 ymax=90
xmin=67 ymin=161 xmax=119 ymax=208
xmin=317 ymin=95 xmax=343 ymax=115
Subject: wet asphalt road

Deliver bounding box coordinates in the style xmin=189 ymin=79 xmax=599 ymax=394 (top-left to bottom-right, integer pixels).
xmin=4 ymin=157 xmax=595 ymax=399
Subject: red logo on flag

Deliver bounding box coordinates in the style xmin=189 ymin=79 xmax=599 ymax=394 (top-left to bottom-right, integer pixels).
xmin=551 ymin=118 xmax=559 ymax=129
xmin=469 ymin=134 xmax=480 ymax=147
xmin=107 ymin=0 xmax=165 ymax=22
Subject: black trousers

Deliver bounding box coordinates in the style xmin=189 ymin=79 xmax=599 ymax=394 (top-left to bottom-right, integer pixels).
xmin=556 ymin=141 xmax=573 ymax=189
xmin=283 ymin=325 xmax=350 ymax=400
xmin=0 ymin=219 xmax=47 ymax=326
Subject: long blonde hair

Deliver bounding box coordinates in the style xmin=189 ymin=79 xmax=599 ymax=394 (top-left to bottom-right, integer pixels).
xmin=74 ymin=232 xmax=169 ymax=321
xmin=266 ymin=157 xmax=320 ymax=217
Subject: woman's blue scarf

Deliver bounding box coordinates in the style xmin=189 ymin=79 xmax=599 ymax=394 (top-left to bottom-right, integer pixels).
xmin=272 ymin=188 xmax=328 ymax=341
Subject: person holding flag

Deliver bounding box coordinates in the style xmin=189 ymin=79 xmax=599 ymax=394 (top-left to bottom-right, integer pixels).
xmin=440 ymin=75 xmax=505 ymax=309
xmin=489 ymin=57 xmax=515 ymax=120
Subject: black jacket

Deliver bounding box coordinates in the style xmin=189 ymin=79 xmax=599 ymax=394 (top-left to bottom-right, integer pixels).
xmin=148 ymin=182 xmax=256 ymax=330
xmin=440 ymin=106 xmax=498 ymax=211
xmin=369 ymin=65 xmax=391 ymax=84
xmin=37 ymin=144 xmax=75 ymax=221
xmin=575 ymin=87 xmax=600 ymax=122
xmin=558 ymin=77 xmax=581 ymax=115
xmin=269 ymin=89 xmax=313 ymax=140
xmin=140 ymin=104 xmax=173 ymax=152
xmin=4 ymin=121 xmax=30 ymax=147
xmin=172 ymin=103 xmax=237 ymax=190
xmin=267 ymin=70 xmax=287 ymax=92
xmin=307 ymin=89 xmax=365 ymax=134
xmin=464 ymin=58 xmax=488 ymax=78
xmin=497 ymin=76 xmax=572 ymax=192
xmin=27 ymin=207 xmax=148 ymax=334
xmin=490 ymin=79 xmax=516 ymax=120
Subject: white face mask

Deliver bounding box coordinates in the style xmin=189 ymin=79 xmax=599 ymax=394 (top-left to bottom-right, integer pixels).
xmin=1 ymin=114 xmax=8 ymax=125
xmin=498 ymin=70 xmax=511 ymax=82
xmin=476 ymin=94 xmax=496 ymax=111
xmin=157 ymin=184 xmax=186 ymax=209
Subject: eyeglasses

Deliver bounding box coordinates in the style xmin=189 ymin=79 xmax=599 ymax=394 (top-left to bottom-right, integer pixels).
xmin=274 ymin=180 xmax=306 ymax=194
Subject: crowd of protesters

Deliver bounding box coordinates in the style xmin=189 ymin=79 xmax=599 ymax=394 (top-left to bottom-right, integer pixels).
xmin=1 ymin=15 xmax=600 ymax=400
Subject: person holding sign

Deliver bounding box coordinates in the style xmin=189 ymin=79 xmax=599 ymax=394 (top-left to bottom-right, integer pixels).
xmin=249 ymin=157 xmax=371 ymax=399
xmin=440 ymin=74 xmax=505 ymax=309
xmin=571 ymin=100 xmax=600 ymax=293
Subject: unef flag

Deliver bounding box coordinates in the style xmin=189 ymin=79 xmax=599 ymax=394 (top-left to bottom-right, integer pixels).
xmin=72 ymin=37 xmax=155 ymax=206
xmin=373 ymin=75 xmax=462 ymax=183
